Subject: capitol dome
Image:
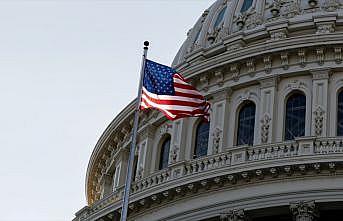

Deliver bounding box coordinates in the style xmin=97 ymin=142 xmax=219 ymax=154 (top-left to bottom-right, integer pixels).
xmin=75 ymin=0 xmax=343 ymax=220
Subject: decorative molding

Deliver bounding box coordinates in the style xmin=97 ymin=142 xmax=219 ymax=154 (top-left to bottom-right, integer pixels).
xmin=214 ymin=69 xmax=224 ymax=86
xmin=316 ymin=22 xmax=335 ymax=34
xmin=269 ymin=28 xmax=287 ymax=41
xmin=246 ymin=58 xmax=255 ymax=74
xmin=263 ymin=55 xmax=272 ymax=74
xmin=170 ymin=145 xmax=179 ymax=164
xmin=236 ymin=90 xmax=257 ymax=103
xmin=283 ymin=1 xmax=300 ymax=18
xmin=315 ymin=47 xmax=325 ymax=65
xmin=298 ymin=49 xmax=306 ymax=67
xmin=281 ymin=52 xmax=289 ymax=70
xmin=286 ymin=80 xmax=307 ymax=91
xmin=212 ymin=127 xmax=222 ymax=154
xmin=334 ymin=47 xmax=342 ymax=64
xmin=220 ymin=209 xmax=246 ymax=221
xmin=261 ymin=114 xmax=271 ymax=143
xmin=322 ymin=0 xmax=340 ymax=12
xmin=313 ymin=106 xmax=325 ymax=136
xmin=200 ymin=75 xmax=209 ymax=91
xmin=311 ymin=68 xmax=330 ymax=79
xmin=245 ymin=13 xmax=263 ymax=30
xmin=160 ymin=124 xmax=172 ymax=135
xmin=259 ymin=77 xmax=278 ymax=89
xmin=290 ymin=201 xmax=318 ymax=221
xmin=230 ymin=64 xmax=239 ymax=82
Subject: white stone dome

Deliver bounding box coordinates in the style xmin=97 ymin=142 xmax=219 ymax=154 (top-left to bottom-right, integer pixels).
xmin=172 ymin=0 xmax=342 ymax=68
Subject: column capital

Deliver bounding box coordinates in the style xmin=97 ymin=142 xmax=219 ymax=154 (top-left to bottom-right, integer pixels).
xmin=209 ymin=87 xmax=233 ymax=102
xmin=259 ymin=76 xmax=278 ymax=89
xmin=310 ymin=68 xmax=331 ymax=80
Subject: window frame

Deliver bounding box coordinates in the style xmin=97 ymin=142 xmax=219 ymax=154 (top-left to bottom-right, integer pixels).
xmin=236 ymin=100 xmax=256 ymax=146
xmin=193 ymin=121 xmax=210 ymax=159
xmin=158 ymin=135 xmax=171 ymax=170
xmin=284 ymin=91 xmax=306 ymax=141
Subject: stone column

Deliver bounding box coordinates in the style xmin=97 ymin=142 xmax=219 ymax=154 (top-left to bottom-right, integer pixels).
xmin=135 ymin=139 xmax=147 ymax=180
xmin=311 ymin=69 xmax=330 ymax=137
xmin=138 ymin=124 xmax=156 ymax=177
xmin=290 ymin=201 xmax=318 ymax=221
xmin=220 ymin=209 xmax=246 ymax=221
xmin=259 ymin=77 xmax=277 ymax=144
xmin=208 ymin=88 xmax=232 ymax=154
xmin=100 ymin=174 xmax=112 ymax=198
xmin=169 ymin=119 xmax=185 ymax=163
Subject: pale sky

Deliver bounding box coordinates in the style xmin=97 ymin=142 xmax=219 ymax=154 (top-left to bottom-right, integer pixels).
xmin=0 ymin=0 xmax=213 ymax=220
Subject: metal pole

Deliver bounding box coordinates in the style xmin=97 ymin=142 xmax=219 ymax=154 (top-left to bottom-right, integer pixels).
xmin=120 ymin=41 xmax=149 ymax=221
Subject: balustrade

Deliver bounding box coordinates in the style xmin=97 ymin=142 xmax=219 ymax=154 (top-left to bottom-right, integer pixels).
xmin=84 ymin=137 xmax=343 ymax=220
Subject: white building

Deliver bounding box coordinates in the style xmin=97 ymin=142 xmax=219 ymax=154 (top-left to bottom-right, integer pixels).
xmin=74 ymin=0 xmax=343 ymax=220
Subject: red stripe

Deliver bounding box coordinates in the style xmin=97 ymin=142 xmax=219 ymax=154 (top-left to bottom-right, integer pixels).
xmin=142 ymin=91 xmax=206 ymax=107
xmin=174 ymin=91 xmax=204 ymax=99
xmin=174 ymin=73 xmax=188 ymax=82
xmin=174 ymin=82 xmax=196 ymax=90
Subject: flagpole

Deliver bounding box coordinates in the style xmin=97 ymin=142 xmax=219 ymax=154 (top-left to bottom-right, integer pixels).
xmin=120 ymin=41 xmax=149 ymax=221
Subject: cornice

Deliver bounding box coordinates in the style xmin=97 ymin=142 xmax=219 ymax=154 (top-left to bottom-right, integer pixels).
xmin=178 ymin=34 xmax=343 ymax=78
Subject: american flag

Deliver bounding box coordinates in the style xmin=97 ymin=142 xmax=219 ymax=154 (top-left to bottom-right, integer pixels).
xmin=140 ymin=59 xmax=210 ymax=121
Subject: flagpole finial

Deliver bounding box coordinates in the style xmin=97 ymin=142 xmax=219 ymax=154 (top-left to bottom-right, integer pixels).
xmin=144 ymin=41 xmax=149 ymax=49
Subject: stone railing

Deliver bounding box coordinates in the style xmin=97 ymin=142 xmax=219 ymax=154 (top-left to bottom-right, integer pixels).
xmin=77 ymin=137 xmax=343 ymax=220
xmin=91 ymin=186 xmax=124 ymax=213
xmin=246 ymin=141 xmax=299 ymax=161
xmin=131 ymin=168 xmax=171 ymax=193
xmin=314 ymin=137 xmax=343 ymax=154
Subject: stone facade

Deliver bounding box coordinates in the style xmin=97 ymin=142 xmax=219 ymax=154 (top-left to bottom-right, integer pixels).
xmin=74 ymin=0 xmax=343 ymax=220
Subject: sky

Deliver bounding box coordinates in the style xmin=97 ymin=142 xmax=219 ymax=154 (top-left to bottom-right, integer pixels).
xmin=0 ymin=0 xmax=213 ymax=220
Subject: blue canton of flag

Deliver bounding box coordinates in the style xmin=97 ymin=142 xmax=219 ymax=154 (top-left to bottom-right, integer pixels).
xmin=140 ymin=59 xmax=210 ymax=121
xmin=143 ymin=60 xmax=175 ymax=95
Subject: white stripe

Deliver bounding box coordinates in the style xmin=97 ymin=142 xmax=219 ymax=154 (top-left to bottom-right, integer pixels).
xmin=173 ymin=77 xmax=190 ymax=85
xmin=174 ymin=87 xmax=202 ymax=96
xmin=141 ymin=99 xmax=177 ymax=118
xmin=141 ymin=95 xmax=205 ymax=112
xmin=140 ymin=101 xmax=148 ymax=109
xmin=142 ymin=87 xmax=205 ymax=103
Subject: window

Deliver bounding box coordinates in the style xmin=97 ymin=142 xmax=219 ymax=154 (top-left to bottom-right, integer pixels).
xmin=337 ymin=90 xmax=343 ymax=135
xmin=214 ymin=7 xmax=226 ymax=29
xmin=285 ymin=92 xmax=306 ymax=140
xmin=237 ymin=101 xmax=256 ymax=146
xmin=240 ymin=0 xmax=253 ymax=12
xmin=159 ymin=137 xmax=171 ymax=170
xmin=194 ymin=122 xmax=210 ymax=158
xmin=112 ymin=163 xmax=121 ymax=192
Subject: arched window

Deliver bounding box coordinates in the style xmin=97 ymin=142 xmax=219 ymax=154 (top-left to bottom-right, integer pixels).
xmin=240 ymin=0 xmax=253 ymax=12
xmin=237 ymin=101 xmax=256 ymax=146
xmin=214 ymin=7 xmax=226 ymax=29
xmin=194 ymin=121 xmax=210 ymax=158
xmin=337 ymin=90 xmax=343 ymax=135
xmin=159 ymin=136 xmax=171 ymax=170
xmin=285 ymin=92 xmax=306 ymax=140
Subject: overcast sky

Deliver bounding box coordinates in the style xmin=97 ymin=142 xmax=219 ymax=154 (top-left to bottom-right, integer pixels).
xmin=0 ymin=0 xmax=213 ymax=220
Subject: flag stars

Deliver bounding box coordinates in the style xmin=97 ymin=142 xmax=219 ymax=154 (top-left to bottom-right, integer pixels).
xmin=143 ymin=60 xmax=176 ymax=95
